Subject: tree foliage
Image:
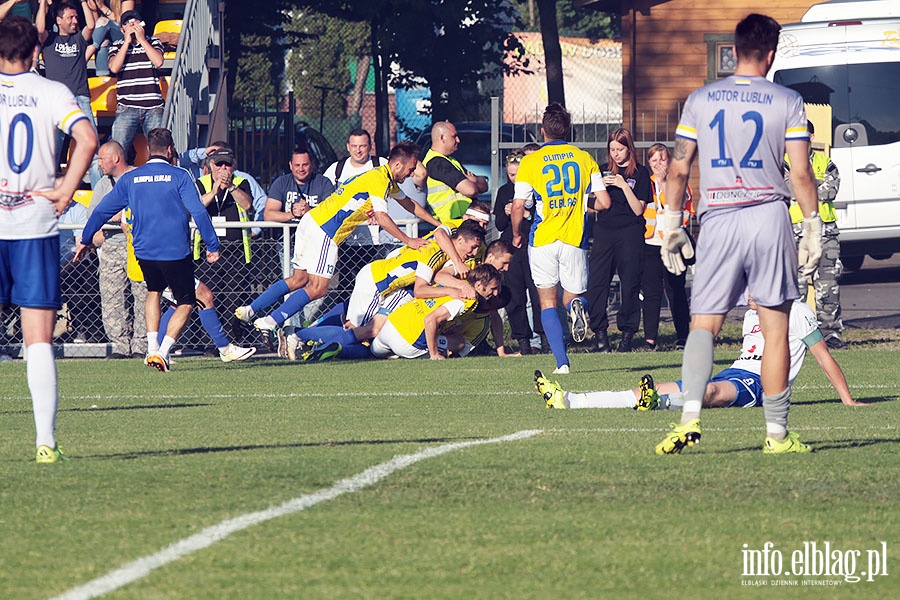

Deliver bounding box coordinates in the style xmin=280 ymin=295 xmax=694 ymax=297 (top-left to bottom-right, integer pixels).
xmin=509 ymin=0 xmax=619 ymax=39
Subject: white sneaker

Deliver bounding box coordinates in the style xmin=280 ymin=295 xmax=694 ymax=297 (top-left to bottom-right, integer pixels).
xmin=219 ymin=343 xmax=257 ymax=363
xmin=285 ymin=333 xmax=303 ymax=360
xmin=234 ymin=305 xmax=255 ymax=323
xmin=552 ymin=364 xmax=570 ymax=375
xmin=253 ymin=316 xmax=277 ymax=331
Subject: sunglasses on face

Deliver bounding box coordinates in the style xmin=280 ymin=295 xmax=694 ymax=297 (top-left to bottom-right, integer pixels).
xmin=506 ymin=155 xmax=523 ymax=164
xmin=212 ymin=160 xmax=232 ymax=167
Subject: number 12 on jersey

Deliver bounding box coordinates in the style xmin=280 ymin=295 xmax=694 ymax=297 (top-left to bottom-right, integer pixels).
xmin=709 ymin=109 xmax=764 ymax=170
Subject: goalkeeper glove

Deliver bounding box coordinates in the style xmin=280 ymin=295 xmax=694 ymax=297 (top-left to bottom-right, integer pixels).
xmin=798 ymin=213 xmax=823 ymax=278
xmin=659 ymin=211 xmax=694 ymax=276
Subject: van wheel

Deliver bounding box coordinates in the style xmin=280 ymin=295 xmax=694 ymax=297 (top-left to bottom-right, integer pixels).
xmin=841 ymin=255 xmax=864 ymax=271
xmin=870 ymin=254 xmax=893 ymax=261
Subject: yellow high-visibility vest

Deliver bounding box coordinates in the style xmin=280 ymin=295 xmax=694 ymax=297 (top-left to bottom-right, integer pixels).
xmin=423 ymin=148 xmax=472 ymax=223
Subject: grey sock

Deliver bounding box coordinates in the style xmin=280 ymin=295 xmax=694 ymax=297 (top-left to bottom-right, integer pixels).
xmin=680 ymin=329 xmax=714 ymax=420
xmin=763 ymin=387 xmax=791 ymax=438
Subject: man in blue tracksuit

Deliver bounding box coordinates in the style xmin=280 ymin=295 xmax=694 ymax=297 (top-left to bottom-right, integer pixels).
xmin=75 ymin=128 xmax=221 ymax=371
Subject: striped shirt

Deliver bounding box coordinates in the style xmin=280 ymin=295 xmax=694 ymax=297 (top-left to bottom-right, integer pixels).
xmin=109 ymin=37 xmax=165 ymax=109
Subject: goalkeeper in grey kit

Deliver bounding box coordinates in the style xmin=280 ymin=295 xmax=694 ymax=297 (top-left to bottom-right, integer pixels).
xmin=654 ymin=13 xmax=822 ymax=454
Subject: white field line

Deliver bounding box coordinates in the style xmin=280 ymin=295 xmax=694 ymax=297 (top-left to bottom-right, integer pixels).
xmin=548 ymin=425 xmax=898 ymax=433
xmin=50 ymin=429 xmax=543 ymax=600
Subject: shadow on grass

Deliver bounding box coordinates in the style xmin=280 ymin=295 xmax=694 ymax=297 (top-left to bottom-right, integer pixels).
xmin=0 ymin=403 xmax=213 ymax=416
xmin=81 ymin=435 xmax=487 ymax=461
xmin=792 ymin=396 xmax=894 ymax=405
xmin=711 ymin=436 xmax=900 ymax=454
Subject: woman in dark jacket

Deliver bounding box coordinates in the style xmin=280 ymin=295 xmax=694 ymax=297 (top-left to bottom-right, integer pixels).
xmin=585 ymin=128 xmax=651 ymax=352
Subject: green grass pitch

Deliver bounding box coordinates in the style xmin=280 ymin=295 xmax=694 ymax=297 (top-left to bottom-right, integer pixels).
xmin=1 ymin=343 xmax=898 ymax=599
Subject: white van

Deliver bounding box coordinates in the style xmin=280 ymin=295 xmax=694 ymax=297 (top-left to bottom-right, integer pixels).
xmin=770 ymin=0 xmax=900 ymax=270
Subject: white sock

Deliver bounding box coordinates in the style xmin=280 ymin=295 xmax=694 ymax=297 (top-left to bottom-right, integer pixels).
xmin=567 ymin=390 xmax=637 ymax=409
xmin=27 ymin=343 xmax=58 ymax=448
xmin=147 ymin=332 xmax=159 ymax=353
xmin=158 ymin=335 xmax=176 ymax=358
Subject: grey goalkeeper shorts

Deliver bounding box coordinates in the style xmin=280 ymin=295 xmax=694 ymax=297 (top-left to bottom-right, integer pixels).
xmin=690 ymin=201 xmax=800 ymax=315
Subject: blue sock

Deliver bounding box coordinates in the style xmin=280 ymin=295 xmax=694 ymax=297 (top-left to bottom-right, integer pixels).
xmin=272 ymin=289 xmax=311 ymax=326
xmin=338 ymin=327 xmax=358 ymax=347
xmin=541 ymin=307 xmax=568 ymax=368
xmin=250 ymin=279 xmax=290 ymax=314
xmin=307 ymin=302 xmax=346 ymax=328
xmin=338 ymin=342 xmax=371 ymax=360
xmin=198 ymin=307 xmax=229 ymax=349
xmin=297 ymin=325 xmax=344 ymax=344
xmin=158 ymin=306 xmax=175 ymax=345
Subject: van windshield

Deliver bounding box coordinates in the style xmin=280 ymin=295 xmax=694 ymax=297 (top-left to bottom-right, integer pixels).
xmin=774 ymin=63 xmax=900 ymax=147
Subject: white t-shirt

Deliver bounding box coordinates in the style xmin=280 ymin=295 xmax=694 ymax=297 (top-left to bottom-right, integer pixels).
xmin=730 ymin=300 xmax=823 ymax=384
xmin=0 ymin=72 xmax=86 ymax=239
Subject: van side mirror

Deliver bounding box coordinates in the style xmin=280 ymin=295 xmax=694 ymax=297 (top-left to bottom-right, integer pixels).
xmin=834 ymin=123 xmax=868 ymax=148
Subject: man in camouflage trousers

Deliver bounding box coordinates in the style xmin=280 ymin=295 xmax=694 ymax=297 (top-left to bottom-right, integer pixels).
xmin=87 ymin=141 xmax=148 ymax=358
xmin=786 ymin=122 xmax=844 ymax=349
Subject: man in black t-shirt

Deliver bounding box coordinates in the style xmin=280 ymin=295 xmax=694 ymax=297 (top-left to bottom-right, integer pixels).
xmin=36 ymin=0 xmax=99 ymax=181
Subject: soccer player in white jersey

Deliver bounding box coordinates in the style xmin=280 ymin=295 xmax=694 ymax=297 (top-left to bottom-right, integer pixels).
xmin=511 ymin=103 xmax=610 ymax=375
xmin=0 ymin=17 xmax=98 ymax=463
xmin=655 ymin=14 xmax=822 ymax=454
xmin=536 ymin=299 xmax=867 ymax=410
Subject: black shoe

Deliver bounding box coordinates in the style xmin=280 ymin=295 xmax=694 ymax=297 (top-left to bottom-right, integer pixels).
xmin=825 ymin=337 xmax=848 ymax=350
xmin=516 ymin=338 xmax=533 ymax=355
xmin=641 ymin=340 xmax=657 ymax=352
xmin=617 ymin=331 xmax=634 ymax=353
xmin=594 ymin=330 xmax=611 ymax=353
xmin=674 ymin=339 xmax=687 ymax=351
xmin=108 ymin=352 xmax=128 ymax=359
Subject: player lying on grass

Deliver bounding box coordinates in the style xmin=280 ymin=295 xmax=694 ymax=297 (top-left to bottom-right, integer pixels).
xmin=535 ymin=298 xmax=869 ymax=409
xmin=291 ymin=263 xmax=503 ymax=361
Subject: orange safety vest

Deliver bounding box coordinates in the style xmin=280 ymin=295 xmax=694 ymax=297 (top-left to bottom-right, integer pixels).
xmin=645 ymin=175 xmax=692 ymax=239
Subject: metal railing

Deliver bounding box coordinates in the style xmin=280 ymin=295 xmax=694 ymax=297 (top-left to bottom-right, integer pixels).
xmin=163 ymin=0 xmax=223 ymax=152
xmin=0 ymin=221 xmax=420 ymax=358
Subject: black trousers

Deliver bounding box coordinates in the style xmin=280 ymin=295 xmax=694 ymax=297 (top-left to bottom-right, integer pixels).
xmin=586 ymin=224 xmax=644 ymax=334
xmin=504 ymin=245 xmax=543 ymax=341
xmin=640 ymin=243 xmax=690 ymax=342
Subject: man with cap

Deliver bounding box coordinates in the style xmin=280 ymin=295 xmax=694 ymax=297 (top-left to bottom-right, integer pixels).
xmin=195 ymin=146 xmax=256 ymax=341
xmin=107 ymin=6 xmax=165 ymax=162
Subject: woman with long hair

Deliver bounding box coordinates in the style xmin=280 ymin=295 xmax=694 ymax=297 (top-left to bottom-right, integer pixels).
xmin=640 ymin=143 xmax=692 ymax=350
xmin=585 ymin=128 xmax=652 ymax=352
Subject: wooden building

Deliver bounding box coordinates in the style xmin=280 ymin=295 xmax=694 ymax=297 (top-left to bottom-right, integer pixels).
xmin=577 ymin=0 xmax=815 ymax=141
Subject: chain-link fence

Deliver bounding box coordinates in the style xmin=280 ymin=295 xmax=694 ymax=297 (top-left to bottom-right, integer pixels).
xmin=0 ymin=221 xmax=419 ymax=359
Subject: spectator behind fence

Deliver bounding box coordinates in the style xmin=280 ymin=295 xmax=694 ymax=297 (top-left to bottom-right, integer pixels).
xmin=263 ymin=147 xmax=334 ymax=226
xmin=492 ymin=147 xmax=545 ymax=355
xmin=640 ymin=143 xmax=692 ymax=352
xmin=194 ymin=146 xmax=255 ymax=342
xmin=36 ymin=0 xmax=101 ymax=185
xmin=585 ymin=127 xmax=651 ymax=354
xmin=178 ymin=141 xmax=267 ymax=235
xmin=423 ymin=121 xmax=487 ymax=223
xmin=85 ymin=0 xmax=130 ymax=77
xmin=87 ymin=141 xmax=147 ymax=358
xmin=107 ymin=7 xmax=164 ymax=163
